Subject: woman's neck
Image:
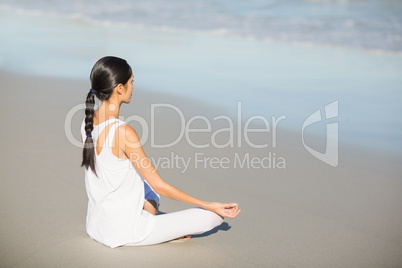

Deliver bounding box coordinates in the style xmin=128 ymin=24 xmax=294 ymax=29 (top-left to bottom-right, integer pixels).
xmin=95 ymin=100 xmax=121 ymax=123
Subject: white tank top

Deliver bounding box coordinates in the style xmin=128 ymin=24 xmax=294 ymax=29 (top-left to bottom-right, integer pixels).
xmin=81 ymin=118 xmax=154 ymax=248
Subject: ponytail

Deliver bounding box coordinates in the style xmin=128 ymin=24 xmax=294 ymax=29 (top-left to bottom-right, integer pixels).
xmin=81 ymin=56 xmax=132 ymax=176
xmin=81 ymin=90 xmax=97 ymax=176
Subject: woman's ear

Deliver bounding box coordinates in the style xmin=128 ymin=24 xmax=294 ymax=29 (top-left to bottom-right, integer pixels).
xmin=116 ymin=83 xmax=124 ymax=95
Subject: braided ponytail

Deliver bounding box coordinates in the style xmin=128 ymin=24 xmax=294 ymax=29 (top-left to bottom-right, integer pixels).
xmin=81 ymin=90 xmax=97 ymax=175
xmin=81 ymin=56 xmax=132 ymax=176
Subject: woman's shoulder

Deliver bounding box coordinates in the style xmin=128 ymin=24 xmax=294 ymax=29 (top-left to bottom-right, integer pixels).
xmin=114 ymin=118 xmax=127 ymax=127
xmin=115 ymin=121 xmax=141 ymax=146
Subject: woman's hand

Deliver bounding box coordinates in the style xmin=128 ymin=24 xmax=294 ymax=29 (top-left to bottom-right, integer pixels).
xmin=207 ymin=202 xmax=241 ymax=218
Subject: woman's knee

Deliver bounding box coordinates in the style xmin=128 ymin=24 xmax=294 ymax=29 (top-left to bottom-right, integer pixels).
xmin=192 ymin=208 xmax=223 ymax=231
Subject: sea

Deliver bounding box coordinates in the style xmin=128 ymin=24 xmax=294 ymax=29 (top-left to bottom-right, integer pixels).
xmin=0 ymin=0 xmax=401 ymax=154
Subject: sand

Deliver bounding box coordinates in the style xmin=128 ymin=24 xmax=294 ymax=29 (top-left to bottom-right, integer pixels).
xmin=1 ymin=71 xmax=402 ymax=267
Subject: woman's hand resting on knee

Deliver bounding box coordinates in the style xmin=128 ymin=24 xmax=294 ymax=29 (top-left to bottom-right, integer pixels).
xmin=206 ymin=202 xmax=241 ymax=218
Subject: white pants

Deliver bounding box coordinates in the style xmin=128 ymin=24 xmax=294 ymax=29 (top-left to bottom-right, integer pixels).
xmin=125 ymin=208 xmax=223 ymax=246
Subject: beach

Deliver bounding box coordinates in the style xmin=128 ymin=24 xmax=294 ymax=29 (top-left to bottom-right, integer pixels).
xmin=1 ymin=0 xmax=402 ymax=266
xmin=1 ymin=70 xmax=402 ymax=267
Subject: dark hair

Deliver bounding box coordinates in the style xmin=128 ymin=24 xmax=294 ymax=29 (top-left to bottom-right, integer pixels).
xmin=81 ymin=56 xmax=132 ymax=175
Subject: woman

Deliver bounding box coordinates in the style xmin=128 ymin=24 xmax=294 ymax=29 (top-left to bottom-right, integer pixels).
xmin=81 ymin=56 xmax=240 ymax=248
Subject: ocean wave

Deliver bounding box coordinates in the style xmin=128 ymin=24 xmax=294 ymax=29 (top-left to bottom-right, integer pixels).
xmin=1 ymin=2 xmax=401 ymax=54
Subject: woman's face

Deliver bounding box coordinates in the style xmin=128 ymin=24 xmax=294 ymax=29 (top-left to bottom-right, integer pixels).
xmin=122 ymin=74 xmax=134 ymax=103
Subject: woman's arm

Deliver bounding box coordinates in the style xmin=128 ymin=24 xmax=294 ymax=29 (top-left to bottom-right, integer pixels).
xmin=119 ymin=124 xmax=240 ymax=219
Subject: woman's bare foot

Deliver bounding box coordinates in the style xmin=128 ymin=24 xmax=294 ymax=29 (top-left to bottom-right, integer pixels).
xmin=176 ymin=235 xmax=191 ymax=241
xmin=168 ymin=235 xmax=191 ymax=243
